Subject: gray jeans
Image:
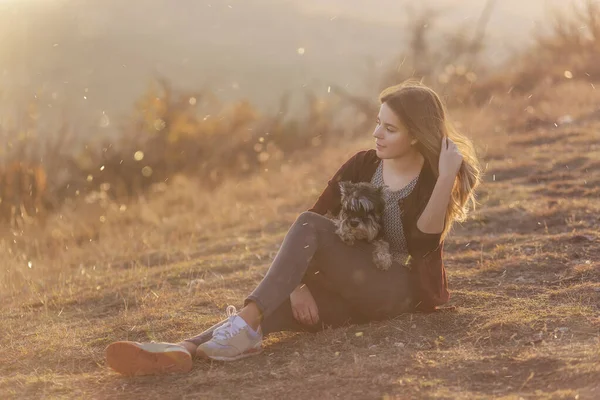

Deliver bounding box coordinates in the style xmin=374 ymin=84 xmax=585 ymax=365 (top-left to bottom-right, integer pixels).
xmin=184 ymin=211 xmax=415 ymax=345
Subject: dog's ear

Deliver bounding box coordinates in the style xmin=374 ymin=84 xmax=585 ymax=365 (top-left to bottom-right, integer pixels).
xmin=338 ymin=181 xmax=352 ymax=197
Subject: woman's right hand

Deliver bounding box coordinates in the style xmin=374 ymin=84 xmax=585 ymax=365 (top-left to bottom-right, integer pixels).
xmin=290 ymin=284 xmax=320 ymax=325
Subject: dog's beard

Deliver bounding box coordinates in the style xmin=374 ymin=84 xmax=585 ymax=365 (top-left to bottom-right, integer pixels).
xmin=338 ymin=214 xmax=381 ymax=242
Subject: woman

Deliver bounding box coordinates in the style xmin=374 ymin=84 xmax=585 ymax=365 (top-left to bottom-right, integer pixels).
xmin=105 ymin=81 xmax=481 ymax=376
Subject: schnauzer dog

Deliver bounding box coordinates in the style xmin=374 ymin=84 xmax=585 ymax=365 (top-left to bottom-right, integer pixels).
xmin=332 ymin=181 xmax=393 ymax=271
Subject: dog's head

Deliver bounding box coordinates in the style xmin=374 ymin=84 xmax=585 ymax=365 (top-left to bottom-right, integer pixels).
xmin=337 ymin=181 xmax=385 ymax=241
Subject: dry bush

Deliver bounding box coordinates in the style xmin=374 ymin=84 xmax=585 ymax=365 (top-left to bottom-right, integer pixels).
xmin=470 ymin=0 xmax=600 ymax=104
xmin=0 ymin=161 xmax=47 ymax=228
xmin=0 ymin=79 xmax=373 ymax=229
xmin=533 ymin=0 xmax=600 ymax=79
xmin=377 ymin=2 xmax=496 ymax=104
xmin=0 ymin=109 xmax=77 ymax=229
xmin=64 ymin=79 xmax=370 ymax=198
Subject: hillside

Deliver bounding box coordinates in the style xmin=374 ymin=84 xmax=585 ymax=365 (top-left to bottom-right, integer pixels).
xmin=1 ymin=78 xmax=599 ymax=398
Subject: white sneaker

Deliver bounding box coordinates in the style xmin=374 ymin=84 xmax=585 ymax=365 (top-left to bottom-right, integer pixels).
xmin=196 ymin=305 xmax=263 ymax=361
xmin=105 ymin=341 xmax=193 ymax=376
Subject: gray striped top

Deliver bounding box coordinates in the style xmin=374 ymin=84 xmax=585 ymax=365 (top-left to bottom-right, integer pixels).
xmin=370 ymin=161 xmax=418 ymax=264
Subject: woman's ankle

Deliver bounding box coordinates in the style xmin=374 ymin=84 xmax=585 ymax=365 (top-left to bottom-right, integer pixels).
xmin=177 ymin=341 xmax=197 ymax=356
xmin=238 ymin=302 xmax=263 ymax=332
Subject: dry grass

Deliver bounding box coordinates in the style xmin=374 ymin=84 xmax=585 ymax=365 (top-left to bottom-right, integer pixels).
xmin=1 ymin=76 xmax=600 ymax=399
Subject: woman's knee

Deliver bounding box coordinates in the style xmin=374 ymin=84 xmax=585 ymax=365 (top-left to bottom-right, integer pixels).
xmin=296 ymin=211 xmax=318 ymax=226
xmin=299 ymin=210 xmax=334 ymax=223
xmin=295 ymin=211 xmax=335 ymax=232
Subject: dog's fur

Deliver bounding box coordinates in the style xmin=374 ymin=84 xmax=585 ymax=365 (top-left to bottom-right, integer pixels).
xmin=332 ymin=181 xmax=393 ymax=271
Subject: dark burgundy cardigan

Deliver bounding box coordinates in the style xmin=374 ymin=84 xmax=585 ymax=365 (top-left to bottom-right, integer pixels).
xmin=308 ymin=149 xmax=449 ymax=312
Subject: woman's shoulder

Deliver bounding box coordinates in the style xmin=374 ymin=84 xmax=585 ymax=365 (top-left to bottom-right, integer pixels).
xmin=346 ymin=149 xmax=379 ymax=167
xmin=338 ymin=149 xmax=380 ymax=182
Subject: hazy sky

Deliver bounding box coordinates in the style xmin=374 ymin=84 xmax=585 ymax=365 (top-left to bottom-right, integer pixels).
xmin=295 ymin=0 xmax=569 ymax=22
xmin=0 ymin=0 xmax=583 ymax=134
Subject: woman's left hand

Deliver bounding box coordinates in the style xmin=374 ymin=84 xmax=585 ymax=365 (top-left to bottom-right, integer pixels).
xmin=438 ymin=137 xmax=463 ymax=179
xmin=290 ymin=284 xmax=320 ymax=325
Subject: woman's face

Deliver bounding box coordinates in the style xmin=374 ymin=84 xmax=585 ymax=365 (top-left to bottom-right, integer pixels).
xmin=372 ymin=102 xmax=415 ymax=159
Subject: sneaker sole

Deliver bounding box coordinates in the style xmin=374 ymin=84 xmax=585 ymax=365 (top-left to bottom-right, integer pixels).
xmin=197 ymin=344 xmax=263 ymax=362
xmin=105 ymin=342 xmax=193 ymax=376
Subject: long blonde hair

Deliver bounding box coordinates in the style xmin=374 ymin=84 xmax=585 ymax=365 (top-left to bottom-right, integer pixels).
xmin=379 ymin=81 xmax=482 ymax=240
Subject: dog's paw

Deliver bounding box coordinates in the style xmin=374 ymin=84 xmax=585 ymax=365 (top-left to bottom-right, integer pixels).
xmin=373 ymin=254 xmax=392 ymax=271
xmin=372 ymin=239 xmax=392 ymax=271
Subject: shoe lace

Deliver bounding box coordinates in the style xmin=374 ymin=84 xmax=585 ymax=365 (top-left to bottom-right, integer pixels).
xmin=213 ymin=305 xmax=240 ymax=340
